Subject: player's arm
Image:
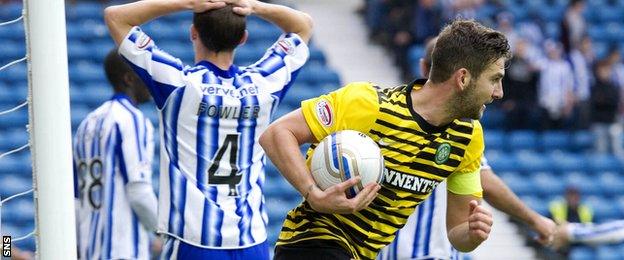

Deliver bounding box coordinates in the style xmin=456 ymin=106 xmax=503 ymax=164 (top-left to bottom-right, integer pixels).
xmin=224 ymin=0 xmax=313 ymax=43
xmin=259 ymin=110 xmax=380 ymax=214
xmin=104 ymin=0 xmax=227 ymax=45
xmin=481 ymin=168 xmax=556 ymax=245
xmin=116 ymin=120 xmax=158 ymax=231
xmin=447 ymin=189 xmax=492 ymax=252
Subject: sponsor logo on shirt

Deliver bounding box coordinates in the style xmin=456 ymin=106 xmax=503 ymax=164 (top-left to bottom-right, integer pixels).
xmin=383 ymin=168 xmax=441 ymax=194
xmin=135 ymin=33 xmax=152 ymax=49
xmin=277 ymin=39 xmax=295 ymax=55
xmin=315 ymin=100 xmax=333 ymax=126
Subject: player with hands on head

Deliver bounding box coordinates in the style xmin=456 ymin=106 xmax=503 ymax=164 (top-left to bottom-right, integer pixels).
xmin=104 ymin=0 xmax=312 ymax=259
xmin=260 ymin=19 xmax=511 ymax=259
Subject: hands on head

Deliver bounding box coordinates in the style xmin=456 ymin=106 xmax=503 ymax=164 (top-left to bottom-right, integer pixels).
xmin=306 ymin=176 xmax=381 ymax=214
xmin=190 ymin=0 xmax=255 ymax=16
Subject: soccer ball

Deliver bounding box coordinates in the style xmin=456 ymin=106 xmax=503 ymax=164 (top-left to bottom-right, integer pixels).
xmin=310 ymin=130 xmax=385 ymax=198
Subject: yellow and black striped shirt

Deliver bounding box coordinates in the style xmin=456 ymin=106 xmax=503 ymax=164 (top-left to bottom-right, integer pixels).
xmin=277 ymin=80 xmax=484 ymax=259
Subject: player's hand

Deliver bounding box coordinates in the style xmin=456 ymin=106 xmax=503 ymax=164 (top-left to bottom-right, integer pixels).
xmin=189 ymin=0 xmax=227 ymax=13
xmin=530 ymin=215 xmax=557 ymax=247
xmin=467 ymin=200 xmax=493 ymax=244
xmin=219 ymin=0 xmax=256 ymax=16
xmin=551 ymin=222 xmax=571 ymax=250
xmin=306 ymin=176 xmax=381 ymax=214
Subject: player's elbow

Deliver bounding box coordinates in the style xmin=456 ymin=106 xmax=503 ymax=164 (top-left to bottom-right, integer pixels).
xmin=259 ymin=124 xmax=278 ymax=151
xmin=103 ymin=6 xmax=120 ymax=26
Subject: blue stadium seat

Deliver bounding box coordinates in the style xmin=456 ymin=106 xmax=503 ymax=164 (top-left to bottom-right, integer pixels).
xmin=549 ymin=152 xmax=588 ymax=173
xmin=156 ymin=41 xmax=194 ymax=64
xmin=71 ymin=105 xmax=91 ymax=129
xmin=586 ymin=196 xmax=620 ymax=222
xmin=3 ymin=62 xmax=27 ymax=84
xmin=0 ymin=2 xmax=22 ymax=20
xmin=480 ymin=107 xmax=505 ymax=129
xmin=408 ymin=45 xmax=425 ymax=77
xmin=540 ymin=131 xmax=571 ymax=151
xmin=564 ymin=172 xmax=601 ymax=196
xmin=265 ymin=197 xmax=300 ymax=225
xmin=0 ymin=109 xmax=27 ymax=130
xmin=246 ymin=23 xmax=281 ymax=45
xmin=0 ymin=40 xmax=25 ymax=62
xmin=572 ymin=131 xmax=595 ymax=152
xmin=519 ymin=195 xmax=549 ymax=216
xmin=66 ymin=2 xmax=104 ymax=22
xmin=484 ymin=130 xmax=505 ymax=151
xmin=69 ymin=62 xmax=107 ymax=84
xmin=308 ymin=45 xmax=327 ymax=65
xmin=500 ymin=173 xmax=533 ymax=196
xmin=67 ymin=41 xmax=91 ymax=62
xmin=514 ymin=151 xmax=551 ymax=173
xmin=3 ymin=197 xmax=35 ymax=225
xmin=597 ymin=5 xmax=624 ymax=24
xmin=569 ymin=246 xmax=595 ymax=260
xmin=0 ymin=174 xmax=31 ymax=198
xmin=588 ymin=26 xmax=609 ymax=43
xmin=263 ymin=176 xmax=298 ymax=199
xmin=234 ymin=44 xmax=264 ymax=66
xmin=587 ymin=154 xmax=622 ymax=172
xmin=508 ymin=131 xmax=538 ymax=151
xmin=596 ymin=245 xmax=623 ymax=260
xmin=599 ymin=172 xmax=624 ymax=197
xmin=0 ymin=22 xmax=24 ymax=41
xmin=605 ymin=22 xmax=624 ymax=43
xmin=485 ymin=151 xmax=517 ymax=172
xmin=532 ymin=172 xmax=565 ymax=197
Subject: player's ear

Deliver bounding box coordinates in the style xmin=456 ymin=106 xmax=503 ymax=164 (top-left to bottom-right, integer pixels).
xmin=190 ymin=24 xmax=198 ymax=42
xmin=238 ymin=30 xmax=248 ymax=46
xmin=454 ymin=68 xmax=470 ymax=91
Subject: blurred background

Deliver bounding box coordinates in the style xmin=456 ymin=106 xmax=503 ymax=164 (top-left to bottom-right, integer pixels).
xmin=1 ymin=0 xmax=624 ymax=259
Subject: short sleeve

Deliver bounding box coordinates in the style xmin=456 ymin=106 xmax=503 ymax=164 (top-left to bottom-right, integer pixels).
xmin=446 ymin=120 xmax=484 ymax=196
xmin=118 ymin=26 xmax=186 ymax=109
xmin=300 ymin=82 xmax=379 ymax=142
xmin=247 ymin=33 xmax=309 ymax=100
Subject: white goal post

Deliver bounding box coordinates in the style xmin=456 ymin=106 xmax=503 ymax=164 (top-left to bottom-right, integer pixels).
xmin=24 ymin=0 xmax=77 ymax=259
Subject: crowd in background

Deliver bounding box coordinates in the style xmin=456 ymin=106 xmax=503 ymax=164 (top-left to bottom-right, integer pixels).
xmin=361 ymin=0 xmax=624 ymax=156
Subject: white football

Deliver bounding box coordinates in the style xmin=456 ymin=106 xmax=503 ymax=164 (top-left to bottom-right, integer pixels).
xmin=310 ymin=130 xmax=385 ymax=198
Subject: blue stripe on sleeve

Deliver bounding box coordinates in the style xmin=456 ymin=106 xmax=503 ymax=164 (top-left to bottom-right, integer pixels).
xmin=118 ymin=100 xmax=144 ymax=161
xmin=123 ymin=57 xmax=179 ymax=109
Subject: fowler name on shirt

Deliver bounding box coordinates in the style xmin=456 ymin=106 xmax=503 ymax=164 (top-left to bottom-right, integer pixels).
xmin=197 ymin=102 xmax=261 ymax=120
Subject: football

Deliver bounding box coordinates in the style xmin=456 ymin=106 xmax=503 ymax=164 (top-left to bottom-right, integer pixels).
xmin=310 ymin=130 xmax=385 ymax=198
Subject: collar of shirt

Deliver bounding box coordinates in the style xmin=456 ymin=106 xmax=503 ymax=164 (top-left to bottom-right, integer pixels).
xmin=195 ymin=60 xmax=240 ymax=78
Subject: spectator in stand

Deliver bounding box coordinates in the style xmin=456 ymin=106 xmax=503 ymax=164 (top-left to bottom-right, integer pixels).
xmin=590 ymin=60 xmax=623 ymax=156
xmin=501 ymin=38 xmax=540 ymax=130
xmin=606 ymin=48 xmax=624 ymax=103
xmin=568 ymin=36 xmax=594 ymax=129
xmin=496 ymin=12 xmax=518 ymax=50
xmin=548 ymin=186 xmax=593 ymax=256
xmin=439 ymin=0 xmax=484 ymax=21
xmin=537 ymin=40 xmax=575 ymax=130
xmin=560 ymin=0 xmax=586 ymax=54
xmin=411 ymin=0 xmax=443 ymax=44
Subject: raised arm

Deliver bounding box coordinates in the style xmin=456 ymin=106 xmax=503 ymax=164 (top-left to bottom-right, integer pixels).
xmin=225 ymin=0 xmax=313 ymax=43
xmin=259 ymin=110 xmax=379 ymax=214
xmin=481 ymin=168 xmax=556 ymax=245
xmin=104 ymin=0 xmax=227 ymax=45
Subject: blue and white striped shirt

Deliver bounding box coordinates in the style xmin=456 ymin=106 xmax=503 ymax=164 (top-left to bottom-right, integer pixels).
xmin=119 ymin=26 xmax=309 ymax=249
xmin=74 ymin=94 xmax=155 ymax=260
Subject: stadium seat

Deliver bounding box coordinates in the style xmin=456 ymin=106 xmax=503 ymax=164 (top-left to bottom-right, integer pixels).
xmin=549 ymin=152 xmax=588 ymax=173
xmin=71 ymin=105 xmax=91 ymax=129
xmin=3 ymin=197 xmax=35 ymax=225
xmin=569 ymin=246 xmax=596 ymax=260
xmin=308 ymin=45 xmax=327 ymax=65
xmin=508 ymin=131 xmax=538 ymax=151
xmin=597 ymin=245 xmax=623 ymax=260
xmin=0 ymin=174 xmax=31 ymax=198
xmin=479 ymin=107 xmax=505 ymax=129
xmin=0 ymin=40 xmax=25 ymax=62
xmin=587 ymin=154 xmax=622 ymax=172
xmin=0 ymin=2 xmax=22 ymax=21
xmin=605 ymin=22 xmax=624 ymax=43
xmin=0 ymin=22 xmax=24 ymax=41
xmin=599 ymin=171 xmax=624 ymax=197
xmin=519 ymin=195 xmax=549 ymax=216
xmin=532 ymin=172 xmax=565 ymax=197
xmin=3 ymin=62 xmax=27 ymax=84
xmin=484 ymin=131 xmax=505 ymax=151
xmin=586 ymin=196 xmax=620 ymax=222
xmin=514 ymin=151 xmax=551 ymax=173
xmin=572 ymin=131 xmax=595 ymax=152
xmin=263 ymin=176 xmax=298 ymax=199
xmin=500 ymin=173 xmax=533 ymax=196
xmin=564 ymin=172 xmax=601 ymax=196
xmin=485 ymin=151 xmax=517 ymax=172
xmin=540 ymin=131 xmax=571 ymax=152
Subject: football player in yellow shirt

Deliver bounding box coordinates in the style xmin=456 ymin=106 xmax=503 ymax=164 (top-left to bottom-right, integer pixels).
xmin=260 ymin=19 xmax=511 ymax=260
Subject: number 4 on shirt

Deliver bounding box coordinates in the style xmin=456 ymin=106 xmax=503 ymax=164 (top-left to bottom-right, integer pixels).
xmin=208 ymin=134 xmax=242 ymax=196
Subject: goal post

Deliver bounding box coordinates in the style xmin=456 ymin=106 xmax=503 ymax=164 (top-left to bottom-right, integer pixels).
xmin=24 ymin=0 xmax=77 ymax=258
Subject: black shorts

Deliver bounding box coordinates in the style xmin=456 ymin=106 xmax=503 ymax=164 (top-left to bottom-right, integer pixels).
xmin=274 ymin=240 xmax=353 ymax=260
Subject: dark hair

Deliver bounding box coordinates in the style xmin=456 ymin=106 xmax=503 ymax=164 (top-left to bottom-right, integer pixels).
xmin=423 ymin=36 xmax=437 ymax=71
xmin=104 ymin=49 xmax=133 ymax=92
xmin=193 ymin=5 xmax=246 ymax=53
xmin=429 ymin=20 xmax=511 ymax=83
